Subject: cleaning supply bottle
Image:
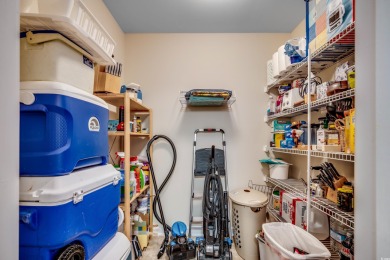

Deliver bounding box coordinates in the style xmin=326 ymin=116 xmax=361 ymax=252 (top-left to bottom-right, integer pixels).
xmin=137 ymin=87 xmax=142 ymax=104
xmin=117 ymin=106 xmax=125 ymax=131
xmin=267 ymin=95 xmax=275 ymax=116
xmin=133 ymin=115 xmax=137 ymax=133
xmin=316 ymin=117 xmax=327 ymax=151
xmin=136 ymin=117 xmax=142 ymax=133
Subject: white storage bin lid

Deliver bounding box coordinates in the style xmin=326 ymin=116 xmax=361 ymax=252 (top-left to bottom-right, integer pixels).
xmin=229 ymin=188 xmax=268 ymax=207
xmin=20 ymin=164 xmax=120 ymax=204
xmin=92 ymin=232 xmax=131 ymax=260
xmin=20 ymin=0 xmax=116 ymax=65
xmin=20 ymin=81 xmax=108 ymax=109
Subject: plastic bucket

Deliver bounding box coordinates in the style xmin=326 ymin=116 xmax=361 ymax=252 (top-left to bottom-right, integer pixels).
xmin=269 ymin=164 xmax=289 ymax=179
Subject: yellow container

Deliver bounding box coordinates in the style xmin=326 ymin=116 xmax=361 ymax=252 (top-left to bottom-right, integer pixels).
xmin=349 ymin=109 xmax=355 ymax=154
xmin=274 ymin=133 xmax=285 ymax=148
xmin=347 ymin=71 xmax=355 ymax=89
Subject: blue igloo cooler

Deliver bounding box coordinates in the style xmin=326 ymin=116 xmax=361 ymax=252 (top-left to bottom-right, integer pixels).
xmin=20 ymin=81 xmax=109 ymax=176
xmin=19 ymin=164 xmax=121 ymax=260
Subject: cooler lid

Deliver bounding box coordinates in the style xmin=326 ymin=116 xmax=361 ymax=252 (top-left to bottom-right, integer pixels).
xmin=20 ymin=164 xmax=120 ymax=204
xmin=229 ymin=188 xmax=268 ymax=207
xmin=20 ymin=81 xmax=108 ymax=109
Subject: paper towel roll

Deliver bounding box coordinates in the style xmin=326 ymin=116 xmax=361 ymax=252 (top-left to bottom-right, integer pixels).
xmin=267 ymin=59 xmax=274 ymax=85
xmin=285 ymin=51 xmax=291 ymax=69
xmin=278 ymin=44 xmax=286 ymax=73
xmin=272 ymin=52 xmax=279 ymax=78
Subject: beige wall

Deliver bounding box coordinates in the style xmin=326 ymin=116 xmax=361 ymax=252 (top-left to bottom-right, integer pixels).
xmin=124 ymin=33 xmax=290 ymax=228
xmin=290 ymin=19 xmax=306 ymax=39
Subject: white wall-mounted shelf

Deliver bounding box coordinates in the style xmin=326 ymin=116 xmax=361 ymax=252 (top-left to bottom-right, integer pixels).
xmin=270 ymin=147 xmax=354 ymax=162
xmin=266 ymin=178 xmax=354 ymax=229
xmin=267 ymin=89 xmax=355 ymax=121
xmin=266 ymin=22 xmax=355 ymax=92
xmin=179 ymin=90 xmax=236 ymax=108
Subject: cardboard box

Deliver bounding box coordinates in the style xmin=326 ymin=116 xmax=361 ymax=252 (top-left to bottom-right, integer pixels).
xmin=133 ymin=212 xmax=150 ymax=232
xmin=272 ymin=120 xmax=291 ymax=131
xmin=93 ymin=65 xmax=121 ymax=93
xmin=304 ymin=94 xmax=316 ymax=104
xmin=295 ymin=201 xmax=307 ymax=230
xmin=280 ymin=191 xmax=302 ymax=224
xmin=308 ymin=0 xmax=354 ymax=52
xmin=326 ymin=0 xmax=354 ymax=41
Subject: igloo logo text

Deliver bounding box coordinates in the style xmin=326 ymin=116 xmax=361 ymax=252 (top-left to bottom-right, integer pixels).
xmin=88 ymin=117 xmax=100 ymax=132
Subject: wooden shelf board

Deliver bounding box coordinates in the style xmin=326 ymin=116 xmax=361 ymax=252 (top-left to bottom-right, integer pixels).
xmin=124 ymin=185 xmax=150 ymax=204
xmin=108 ymin=131 xmax=151 ymax=137
xmin=95 ymin=93 xmax=151 ymax=111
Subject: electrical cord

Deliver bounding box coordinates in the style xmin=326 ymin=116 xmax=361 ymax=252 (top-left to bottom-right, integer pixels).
xmin=109 ymin=136 xmax=117 ymax=164
xmin=299 ymin=75 xmax=322 ymax=98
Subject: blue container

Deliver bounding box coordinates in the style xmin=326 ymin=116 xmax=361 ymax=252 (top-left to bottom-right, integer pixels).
xmin=19 ymin=164 xmax=121 ymax=260
xmin=20 ymin=81 xmax=109 ymax=176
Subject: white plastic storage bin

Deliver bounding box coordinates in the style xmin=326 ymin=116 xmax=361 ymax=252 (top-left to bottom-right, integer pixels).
xmin=229 ymin=188 xmax=269 ymax=260
xmin=20 ymin=0 xmax=116 ymax=64
xmin=255 ymin=233 xmax=266 ymax=260
xmin=92 ymin=232 xmax=131 ymax=260
xmin=20 ymin=33 xmax=95 ymax=93
xmin=19 ymin=164 xmax=121 ymax=260
xmin=262 ymin=222 xmax=331 ymax=260
xmin=269 ymin=164 xmax=289 ymax=179
xmin=20 ymin=81 xmax=109 ymax=176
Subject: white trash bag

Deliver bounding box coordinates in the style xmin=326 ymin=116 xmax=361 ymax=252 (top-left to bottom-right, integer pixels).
xmin=262 ymin=222 xmax=331 ymax=260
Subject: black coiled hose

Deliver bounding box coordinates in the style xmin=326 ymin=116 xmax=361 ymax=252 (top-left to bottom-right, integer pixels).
xmin=146 ymin=135 xmax=177 ymax=258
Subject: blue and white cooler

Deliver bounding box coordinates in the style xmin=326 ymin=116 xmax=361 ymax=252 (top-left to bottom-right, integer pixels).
xmin=20 ymin=81 xmax=109 ymax=176
xmin=19 ymin=164 xmax=121 ymax=260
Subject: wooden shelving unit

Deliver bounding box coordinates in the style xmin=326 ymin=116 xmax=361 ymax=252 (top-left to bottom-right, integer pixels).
xmin=129 ymin=185 xmax=150 ymax=204
xmin=96 ymin=92 xmax=153 ymax=241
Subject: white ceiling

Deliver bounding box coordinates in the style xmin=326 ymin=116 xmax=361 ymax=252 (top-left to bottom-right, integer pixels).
xmin=103 ymin=0 xmax=305 ymax=33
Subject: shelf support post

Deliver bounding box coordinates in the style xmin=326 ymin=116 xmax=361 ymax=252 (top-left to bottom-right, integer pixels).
xmin=124 ymin=92 xmax=131 ymax=239
xmin=306 ymin=48 xmax=312 ymax=234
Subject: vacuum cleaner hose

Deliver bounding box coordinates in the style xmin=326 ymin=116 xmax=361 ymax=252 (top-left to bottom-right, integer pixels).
xmin=146 ymin=135 xmax=177 ymax=232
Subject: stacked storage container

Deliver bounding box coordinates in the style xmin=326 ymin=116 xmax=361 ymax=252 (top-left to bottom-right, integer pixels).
xmin=19 ymin=83 xmax=123 ymax=260
xmin=18 ymin=1 xmax=129 ymax=259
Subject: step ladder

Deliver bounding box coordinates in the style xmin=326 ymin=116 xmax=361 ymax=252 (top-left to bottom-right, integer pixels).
xmin=188 ymin=129 xmax=230 ymax=238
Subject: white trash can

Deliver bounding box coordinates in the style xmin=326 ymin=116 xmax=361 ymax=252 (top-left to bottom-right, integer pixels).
xmin=262 ymin=222 xmax=331 ymax=260
xmin=229 ymin=188 xmax=269 ymax=260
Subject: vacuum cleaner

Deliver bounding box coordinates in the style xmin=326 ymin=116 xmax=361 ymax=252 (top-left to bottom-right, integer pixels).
xmin=146 ymin=135 xmax=196 ymax=260
xmin=196 ymin=145 xmax=232 ymax=260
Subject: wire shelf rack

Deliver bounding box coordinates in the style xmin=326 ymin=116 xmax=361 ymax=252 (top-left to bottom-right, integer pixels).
xmin=266 ymin=178 xmax=354 ymax=230
xmin=266 ymin=22 xmax=355 ymax=92
xmin=249 ymin=180 xmax=342 ymax=260
xmin=179 ymin=90 xmax=236 ymax=108
xmin=267 ymin=89 xmax=355 ymax=121
xmin=269 ymin=147 xmax=355 ymax=162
